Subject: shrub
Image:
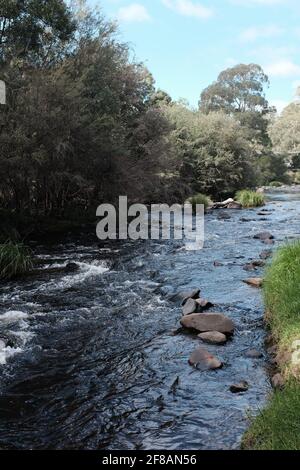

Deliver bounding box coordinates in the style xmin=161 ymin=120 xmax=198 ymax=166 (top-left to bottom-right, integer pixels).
xmin=0 ymin=242 xmax=33 ymax=280
xmin=186 ymin=193 xmax=212 ymax=211
xmin=235 ymin=190 xmax=265 ymax=208
xmin=269 ymin=181 xmax=283 ymax=187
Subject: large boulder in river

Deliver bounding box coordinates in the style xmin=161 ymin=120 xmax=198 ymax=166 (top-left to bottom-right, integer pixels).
xmin=181 ymin=313 xmax=234 ymax=335
xmin=189 ymin=347 xmax=223 ymax=370
xmin=198 ymin=331 xmax=227 ymax=345
xmin=182 ymin=298 xmax=197 ymax=315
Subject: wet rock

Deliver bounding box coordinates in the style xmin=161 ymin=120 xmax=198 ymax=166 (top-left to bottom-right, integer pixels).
xmin=213 ymin=261 xmax=224 ymax=267
xmin=181 ymin=313 xmax=235 ymax=335
xmin=245 ymin=349 xmax=263 ymax=358
xmin=240 ymin=217 xmax=255 ymax=222
xmin=271 ymin=373 xmax=285 ymax=389
xmin=243 ymin=278 xmax=263 ymax=288
xmin=0 ymin=339 xmax=6 ymax=349
xmin=179 ymin=288 xmax=201 ymax=305
xmin=227 ymin=202 xmax=242 ymax=209
xmin=252 ymin=260 xmax=265 ymax=267
xmin=260 ymin=250 xmax=272 ymax=260
xmin=253 ymin=231 xmax=274 ymax=241
xmin=182 ymin=298 xmax=197 ymax=315
xmin=195 ymin=298 xmax=214 ymax=310
xmin=189 ymin=347 xmax=223 ymax=370
xmin=198 ymin=331 xmax=227 ymax=345
xmin=64 ymin=262 xmax=80 ymax=273
xmin=230 ymin=381 xmax=249 ymax=393
xmin=243 ymin=263 xmax=257 ymax=271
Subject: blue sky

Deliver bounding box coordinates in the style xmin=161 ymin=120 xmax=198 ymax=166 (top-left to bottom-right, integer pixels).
xmin=88 ymin=0 xmax=300 ymax=112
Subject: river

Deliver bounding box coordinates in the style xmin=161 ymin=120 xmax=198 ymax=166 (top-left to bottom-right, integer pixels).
xmin=0 ymin=190 xmax=299 ymax=450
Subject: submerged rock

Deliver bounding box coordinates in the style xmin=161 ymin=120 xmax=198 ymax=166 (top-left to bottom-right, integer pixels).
xmin=243 ymin=278 xmax=263 ymax=288
xmin=189 ymin=347 xmax=223 ymax=370
xmin=253 ymin=231 xmax=274 ymax=241
xmin=243 ymin=263 xmax=257 ymax=271
xmin=245 ymin=349 xmax=263 ymax=358
xmin=213 ymin=261 xmax=224 ymax=267
xmin=230 ymin=381 xmax=249 ymax=393
xmin=260 ymin=250 xmax=272 ymax=260
xmin=198 ymin=331 xmax=227 ymax=345
xmin=181 ymin=313 xmax=234 ymax=335
xmin=182 ymin=298 xmax=197 ymax=315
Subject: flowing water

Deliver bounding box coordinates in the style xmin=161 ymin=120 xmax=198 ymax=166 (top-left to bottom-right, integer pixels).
xmin=1 ymin=190 xmax=300 ymax=450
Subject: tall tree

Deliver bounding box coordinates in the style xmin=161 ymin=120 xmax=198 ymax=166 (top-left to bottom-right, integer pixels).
xmin=0 ymin=0 xmax=75 ymax=64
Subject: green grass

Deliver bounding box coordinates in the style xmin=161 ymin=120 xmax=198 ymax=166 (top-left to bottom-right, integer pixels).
xmin=242 ymin=380 xmax=300 ymax=450
xmin=243 ymin=241 xmax=300 ymax=450
xmin=186 ymin=193 xmax=212 ymax=211
xmin=0 ymin=241 xmax=33 ymax=280
xmin=235 ymin=190 xmax=265 ymax=208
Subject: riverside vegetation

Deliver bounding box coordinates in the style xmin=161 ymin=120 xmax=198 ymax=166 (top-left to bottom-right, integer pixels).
xmin=243 ymin=241 xmax=300 ymax=450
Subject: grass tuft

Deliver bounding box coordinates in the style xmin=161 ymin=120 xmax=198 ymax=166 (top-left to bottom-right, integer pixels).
xmin=186 ymin=193 xmax=212 ymax=211
xmin=0 ymin=241 xmax=33 ymax=280
xmin=235 ymin=190 xmax=265 ymax=208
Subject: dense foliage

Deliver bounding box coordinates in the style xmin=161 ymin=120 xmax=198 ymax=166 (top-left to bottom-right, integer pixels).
xmin=0 ymin=1 xmax=290 ymax=238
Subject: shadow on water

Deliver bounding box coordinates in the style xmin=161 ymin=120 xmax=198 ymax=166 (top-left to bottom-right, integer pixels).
xmin=0 ymin=189 xmax=300 ymax=450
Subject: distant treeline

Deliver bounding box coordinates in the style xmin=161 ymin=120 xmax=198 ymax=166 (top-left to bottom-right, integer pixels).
xmin=0 ymin=1 xmax=294 ymax=234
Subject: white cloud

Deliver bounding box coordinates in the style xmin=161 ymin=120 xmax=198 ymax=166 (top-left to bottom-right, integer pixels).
xmin=117 ymin=3 xmax=151 ymax=23
xmin=162 ymin=0 xmax=213 ymax=19
xmin=265 ymin=60 xmax=300 ymax=77
xmin=231 ymin=0 xmax=286 ymax=5
xmin=240 ymin=25 xmax=283 ymax=42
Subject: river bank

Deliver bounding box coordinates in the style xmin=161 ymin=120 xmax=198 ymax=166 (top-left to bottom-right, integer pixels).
xmin=0 ymin=189 xmax=299 ymax=449
xmin=243 ymin=240 xmax=300 ymax=450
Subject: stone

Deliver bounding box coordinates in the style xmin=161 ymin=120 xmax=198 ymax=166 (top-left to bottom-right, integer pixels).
xmin=180 ymin=289 xmax=201 ymax=305
xmin=230 ymin=381 xmax=249 ymax=393
xmin=198 ymin=331 xmax=227 ymax=345
xmin=195 ymin=298 xmax=214 ymax=310
xmin=271 ymin=373 xmax=285 ymax=389
xmin=181 ymin=313 xmax=235 ymax=335
xmin=253 ymin=231 xmax=274 ymax=241
xmin=214 ymin=261 xmax=224 ymax=267
xmin=252 ymin=260 xmax=265 ymax=267
xmin=188 ymin=347 xmax=223 ymax=370
xmin=260 ymin=250 xmax=272 ymax=260
xmin=243 ymin=263 xmax=257 ymax=271
xmin=0 ymin=339 xmax=6 ymax=349
xmin=243 ymin=278 xmax=263 ymax=288
xmin=245 ymin=349 xmax=263 ymax=359
xmin=182 ymin=298 xmax=197 ymax=315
